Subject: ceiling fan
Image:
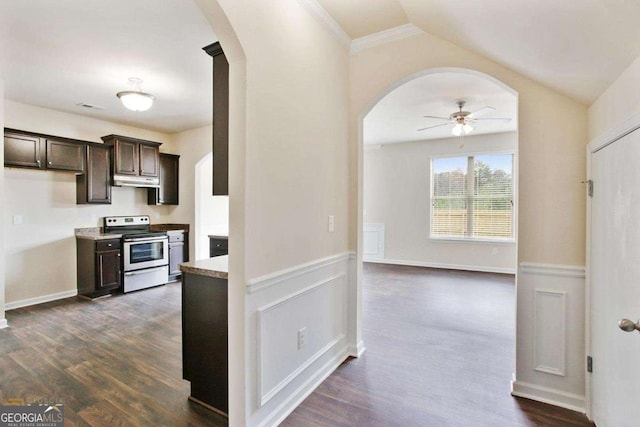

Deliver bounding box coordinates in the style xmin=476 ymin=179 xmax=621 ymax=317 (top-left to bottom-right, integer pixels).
xmin=417 ymin=100 xmax=511 ymax=136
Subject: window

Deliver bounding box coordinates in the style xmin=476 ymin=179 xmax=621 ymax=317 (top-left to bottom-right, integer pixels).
xmin=431 ymin=154 xmax=514 ymax=240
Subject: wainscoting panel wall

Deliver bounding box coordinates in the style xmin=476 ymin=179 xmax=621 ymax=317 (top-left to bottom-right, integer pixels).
xmin=363 ymin=223 xmax=385 ymax=261
xmin=533 ymin=290 xmax=567 ymax=376
xmin=512 ymin=263 xmax=586 ymax=413
xmin=246 ymin=253 xmax=354 ymax=427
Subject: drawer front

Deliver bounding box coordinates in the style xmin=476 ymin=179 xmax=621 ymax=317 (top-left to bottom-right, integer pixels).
xmin=96 ymin=239 xmax=121 ymax=251
xmin=210 ymin=238 xmax=228 ymax=257
xmin=169 ymin=232 xmax=185 ymax=243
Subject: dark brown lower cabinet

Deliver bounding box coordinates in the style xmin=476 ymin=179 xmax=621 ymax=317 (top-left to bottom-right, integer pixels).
xmin=182 ymin=273 xmax=228 ymax=415
xmin=209 ymin=237 xmax=228 ymax=257
xmin=77 ymin=238 xmax=121 ymax=298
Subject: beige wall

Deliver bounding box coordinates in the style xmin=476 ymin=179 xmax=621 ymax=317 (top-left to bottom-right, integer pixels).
xmin=364 ymin=132 xmax=517 ymax=272
xmin=3 ymin=101 xmax=174 ymax=304
xmin=212 ymin=1 xmax=351 ymax=281
xmin=350 ymin=32 xmax=588 ymax=267
xmin=196 ymin=1 xmax=351 ymax=425
xmin=589 ymin=54 xmax=640 ymax=141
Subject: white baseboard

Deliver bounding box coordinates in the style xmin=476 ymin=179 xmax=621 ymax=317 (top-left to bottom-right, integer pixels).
xmin=364 ymin=257 xmax=516 ymax=275
xmin=511 ymin=378 xmax=585 ymax=414
xmin=348 ymin=341 xmax=366 ymax=358
xmin=0 ymin=318 xmax=7 ymax=329
xmin=5 ymin=289 xmax=78 ymax=311
xmin=260 ymin=347 xmax=350 ymax=427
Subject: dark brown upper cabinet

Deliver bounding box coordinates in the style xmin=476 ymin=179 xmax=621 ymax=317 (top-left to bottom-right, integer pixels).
xmin=203 ymin=42 xmax=229 ymax=196
xmin=101 ymin=134 xmax=161 ymax=179
xmin=148 ymin=153 xmax=179 ymax=205
xmin=77 ymin=143 xmax=112 ymax=204
xmin=4 ymin=130 xmax=44 ymax=169
xmin=46 ymin=138 xmax=86 ymax=172
xmin=4 ymin=129 xmax=86 ymax=173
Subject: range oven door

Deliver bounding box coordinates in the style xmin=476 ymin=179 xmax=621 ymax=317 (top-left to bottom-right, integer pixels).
xmin=123 ymin=237 xmax=169 ymax=271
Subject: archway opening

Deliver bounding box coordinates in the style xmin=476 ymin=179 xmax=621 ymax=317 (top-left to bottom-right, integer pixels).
xmin=356 ymin=67 xmax=519 ymax=415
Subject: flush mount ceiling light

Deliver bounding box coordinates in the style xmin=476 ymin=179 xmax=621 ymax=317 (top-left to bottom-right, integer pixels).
xmin=116 ymin=77 xmax=155 ymax=112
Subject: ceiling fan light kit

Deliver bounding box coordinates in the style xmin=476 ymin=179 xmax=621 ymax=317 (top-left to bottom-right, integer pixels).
xmin=417 ymin=100 xmax=510 ymax=136
xmin=117 ymin=77 xmax=155 ymax=112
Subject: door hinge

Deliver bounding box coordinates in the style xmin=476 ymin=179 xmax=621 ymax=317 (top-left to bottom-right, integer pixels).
xmin=586 ymin=179 xmax=593 ymax=198
xmin=587 ymin=355 xmax=593 ymax=373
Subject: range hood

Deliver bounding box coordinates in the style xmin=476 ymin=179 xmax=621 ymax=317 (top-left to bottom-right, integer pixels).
xmin=112 ymin=174 xmax=160 ymax=188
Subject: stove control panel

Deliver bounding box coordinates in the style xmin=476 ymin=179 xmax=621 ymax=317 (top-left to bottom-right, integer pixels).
xmin=104 ymin=215 xmax=151 ymax=227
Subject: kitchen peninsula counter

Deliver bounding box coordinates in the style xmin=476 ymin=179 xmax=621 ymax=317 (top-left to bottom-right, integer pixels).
xmin=180 ymin=255 xmax=228 ymax=279
xmin=180 ymin=255 xmax=229 ymax=416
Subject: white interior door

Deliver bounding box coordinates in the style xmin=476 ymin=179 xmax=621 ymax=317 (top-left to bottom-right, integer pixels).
xmin=591 ymin=127 xmax=640 ymax=426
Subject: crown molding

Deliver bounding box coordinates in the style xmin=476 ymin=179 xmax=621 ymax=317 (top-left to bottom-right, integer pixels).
xmin=297 ymin=0 xmax=351 ymax=48
xmin=350 ymin=23 xmax=424 ymax=54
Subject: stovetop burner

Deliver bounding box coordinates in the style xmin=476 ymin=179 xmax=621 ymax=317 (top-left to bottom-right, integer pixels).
xmin=103 ymin=215 xmax=166 ymax=239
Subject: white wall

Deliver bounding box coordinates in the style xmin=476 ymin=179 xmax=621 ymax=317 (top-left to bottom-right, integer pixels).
xmin=0 ymin=79 xmax=6 ymax=327
xmin=589 ymin=54 xmax=640 ymax=141
xmin=350 ymin=33 xmax=588 ymax=412
xmin=363 ymin=132 xmax=517 ymax=273
xmin=3 ymin=100 xmax=173 ymax=306
xmin=195 ymin=154 xmax=228 ymax=259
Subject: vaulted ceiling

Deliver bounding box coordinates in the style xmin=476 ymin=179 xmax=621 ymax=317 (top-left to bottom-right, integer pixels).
xmin=1 ymin=1 xmax=639 ymax=136
xmin=317 ymin=0 xmax=640 ymax=105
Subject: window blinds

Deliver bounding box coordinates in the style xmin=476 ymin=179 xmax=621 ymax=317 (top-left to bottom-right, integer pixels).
xmin=432 ymin=154 xmax=513 ymax=240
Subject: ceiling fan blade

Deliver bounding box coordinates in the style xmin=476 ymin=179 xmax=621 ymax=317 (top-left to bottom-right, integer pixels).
xmin=468 ymin=106 xmax=495 ymax=118
xmin=471 ymin=117 xmax=512 ymax=122
xmin=423 ymin=115 xmax=450 ymax=121
xmin=417 ymin=122 xmax=452 ymax=132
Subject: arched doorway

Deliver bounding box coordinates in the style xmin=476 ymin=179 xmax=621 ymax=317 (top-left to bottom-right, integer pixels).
xmin=356 ymin=66 xmax=519 ymax=401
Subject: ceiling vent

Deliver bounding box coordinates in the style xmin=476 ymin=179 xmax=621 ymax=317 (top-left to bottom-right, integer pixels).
xmin=76 ymin=102 xmax=105 ymax=110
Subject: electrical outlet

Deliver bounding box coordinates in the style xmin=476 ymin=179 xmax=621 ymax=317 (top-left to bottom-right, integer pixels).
xmin=328 ymin=215 xmax=335 ymax=233
xmin=13 ymin=215 xmax=23 ymax=225
xmin=297 ymin=327 xmax=307 ymax=349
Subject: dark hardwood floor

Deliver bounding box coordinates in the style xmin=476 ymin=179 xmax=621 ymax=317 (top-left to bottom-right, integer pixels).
xmin=282 ymin=263 xmax=595 ymax=427
xmin=0 ymin=283 xmax=227 ymax=427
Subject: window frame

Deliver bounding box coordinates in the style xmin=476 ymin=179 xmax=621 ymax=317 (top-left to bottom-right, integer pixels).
xmin=429 ymin=151 xmax=517 ymax=244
